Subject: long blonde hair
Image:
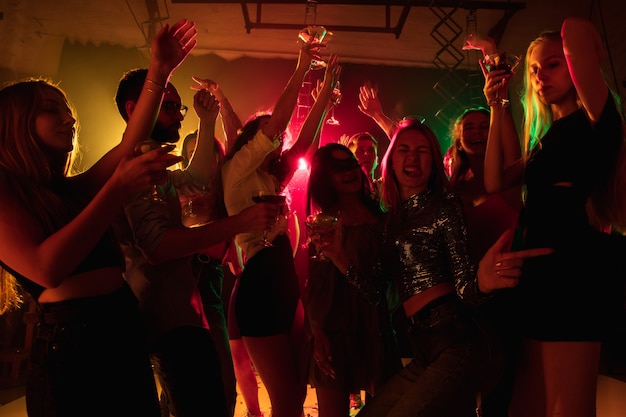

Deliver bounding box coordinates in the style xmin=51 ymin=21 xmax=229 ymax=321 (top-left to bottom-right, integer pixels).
xmin=521 ymin=32 xmax=626 ymax=233
xmin=521 ymin=31 xmax=564 ymax=154
xmin=0 ymin=79 xmax=81 ymax=313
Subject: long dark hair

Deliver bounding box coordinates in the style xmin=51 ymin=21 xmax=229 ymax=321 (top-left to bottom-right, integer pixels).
xmin=306 ymin=143 xmax=379 ymax=216
xmin=211 ymin=113 xmax=272 ymax=220
xmin=446 ymin=107 xmax=490 ymax=188
xmin=0 ymin=79 xmax=81 ymax=313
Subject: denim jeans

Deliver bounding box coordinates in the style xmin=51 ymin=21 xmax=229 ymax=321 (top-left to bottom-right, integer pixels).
xmin=356 ymin=295 xmax=489 ymax=417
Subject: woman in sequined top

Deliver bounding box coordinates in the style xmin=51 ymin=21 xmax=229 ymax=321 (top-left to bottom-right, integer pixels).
xmin=343 ymin=118 xmax=551 ymax=417
xmin=347 ymin=117 xmax=489 ymax=417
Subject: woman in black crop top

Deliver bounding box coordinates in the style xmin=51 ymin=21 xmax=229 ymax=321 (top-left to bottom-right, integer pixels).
xmin=481 ymin=18 xmax=626 ymax=417
xmin=0 ymin=20 xmax=196 ymax=417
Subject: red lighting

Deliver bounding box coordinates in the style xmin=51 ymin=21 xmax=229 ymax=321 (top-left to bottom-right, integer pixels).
xmin=298 ymin=157 xmax=308 ymax=171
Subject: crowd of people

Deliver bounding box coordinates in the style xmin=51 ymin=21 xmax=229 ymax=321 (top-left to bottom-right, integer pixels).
xmin=0 ymin=15 xmax=624 ymax=417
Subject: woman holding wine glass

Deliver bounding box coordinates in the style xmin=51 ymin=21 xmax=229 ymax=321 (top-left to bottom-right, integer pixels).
xmin=219 ymin=37 xmax=341 ymax=417
xmin=304 ymin=143 xmax=402 ymax=417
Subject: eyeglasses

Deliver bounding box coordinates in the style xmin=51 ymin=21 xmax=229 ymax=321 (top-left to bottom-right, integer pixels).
xmin=162 ymin=101 xmax=188 ymax=118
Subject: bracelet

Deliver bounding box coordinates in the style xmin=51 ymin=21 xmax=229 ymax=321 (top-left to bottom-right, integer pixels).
xmin=145 ymin=78 xmax=168 ymax=93
xmin=488 ymin=98 xmax=510 ymax=108
xmin=144 ymin=87 xmax=162 ymax=94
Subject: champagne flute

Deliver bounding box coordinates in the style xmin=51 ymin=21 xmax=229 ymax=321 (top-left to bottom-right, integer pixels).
xmin=305 ymin=213 xmax=338 ymax=261
xmin=252 ymin=191 xmax=287 ymax=247
xmin=134 ymin=140 xmax=168 ymax=203
xmin=298 ymin=25 xmax=333 ymax=70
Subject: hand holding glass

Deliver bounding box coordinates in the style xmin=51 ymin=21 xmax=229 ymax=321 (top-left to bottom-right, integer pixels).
xmin=134 ymin=141 xmax=170 ymax=203
xmin=306 ymin=214 xmax=338 ymax=262
xmin=482 ymin=52 xmax=521 ymax=74
xmin=326 ymin=81 xmax=342 ymax=126
xmin=298 ymin=25 xmax=333 ymax=70
xmin=252 ymin=191 xmax=287 ymax=247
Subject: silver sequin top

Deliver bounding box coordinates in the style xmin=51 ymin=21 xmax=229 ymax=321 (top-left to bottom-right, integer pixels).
xmin=384 ymin=190 xmax=478 ymax=302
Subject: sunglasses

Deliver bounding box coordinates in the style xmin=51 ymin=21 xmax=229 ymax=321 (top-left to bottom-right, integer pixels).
xmin=330 ymin=156 xmax=361 ymax=172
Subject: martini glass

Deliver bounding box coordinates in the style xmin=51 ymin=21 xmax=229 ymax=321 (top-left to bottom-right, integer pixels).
xmin=298 ymin=25 xmax=333 ymax=70
xmin=482 ymin=52 xmax=521 ymax=74
xmin=481 ymin=52 xmax=521 ymax=107
xmin=134 ymin=140 xmax=168 ymax=203
xmin=305 ymin=213 xmax=338 ymax=261
xmin=252 ymin=191 xmax=287 ymax=247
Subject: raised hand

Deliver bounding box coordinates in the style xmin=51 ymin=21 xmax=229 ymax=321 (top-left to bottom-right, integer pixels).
xmin=190 ymin=77 xmax=225 ymax=101
xmin=193 ymin=88 xmax=220 ymax=124
xmin=358 ymin=81 xmax=395 ymax=139
xmin=358 ymin=81 xmax=382 ymax=118
xmin=323 ymin=54 xmax=341 ymax=91
xmin=296 ymin=38 xmax=325 ymax=72
xmin=151 ymin=19 xmax=197 ymax=74
xmin=481 ymin=61 xmax=514 ymax=107
xmin=462 ymin=33 xmax=497 ymax=58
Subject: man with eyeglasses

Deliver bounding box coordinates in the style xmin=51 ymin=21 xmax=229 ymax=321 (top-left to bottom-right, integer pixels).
xmin=112 ymin=68 xmax=277 ymax=417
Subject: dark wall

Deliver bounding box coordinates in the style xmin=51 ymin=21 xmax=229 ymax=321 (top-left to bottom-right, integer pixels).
xmin=55 ymin=40 xmax=501 ymax=170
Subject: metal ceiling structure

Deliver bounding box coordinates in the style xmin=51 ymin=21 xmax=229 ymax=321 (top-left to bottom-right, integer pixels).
xmin=172 ymin=0 xmax=525 ymax=41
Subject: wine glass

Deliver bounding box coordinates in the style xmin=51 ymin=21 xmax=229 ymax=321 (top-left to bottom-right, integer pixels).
xmin=252 ymin=191 xmax=287 ymax=247
xmin=298 ymin=25 xmax=333 ymax=70
xmin=181 ymin=186 xmax=212 ymax=229
xmin=134 ymin=140 xmax=168 ymax=203
xmin=182 ymin=186 xmax=207 ymax=220
xmin=305 ymin=213 xmax=338 ymax=262
xmin=482 ymin=52 xmax=521 ymax=74
xmin=326 ymin=81 xmax=342 ymax=126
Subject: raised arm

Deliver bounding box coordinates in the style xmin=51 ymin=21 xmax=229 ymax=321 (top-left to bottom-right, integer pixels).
xmin=186 ymin=88 xmax=221 ymax=184
xmin=303 ymin=74 xmax=341 ymax=160
xmin=191 ymin=77 xmax=243 ymax=149
xmin=482 ymin=57 xmax=525 ymax=193
xmin=288 ymin=55 xmax=341 ymax=160
xmin=561 ymin=17 xmax=608 ymax=122
xmin=75 ymin=19 xmax=196 ymax=190
xmin=260 ymin=39 xmax=320 ymax=140
xmin=358 ymin=81 xmax=395 ymax=143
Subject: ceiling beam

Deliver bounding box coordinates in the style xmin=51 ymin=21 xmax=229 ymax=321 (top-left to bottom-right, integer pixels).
xmin=173 ymin=0 xmax=524 ymax=8
xmin=172 ymin=1 xmax=525 ymax=39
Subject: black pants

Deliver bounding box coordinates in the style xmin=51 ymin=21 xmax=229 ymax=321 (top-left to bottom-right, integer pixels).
xmin=151 ymin=326 xmax=229 ymax=417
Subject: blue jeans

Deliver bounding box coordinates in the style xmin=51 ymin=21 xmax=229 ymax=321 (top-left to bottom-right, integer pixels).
xmin=356 ymin=294 xmax=490 ymax=417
